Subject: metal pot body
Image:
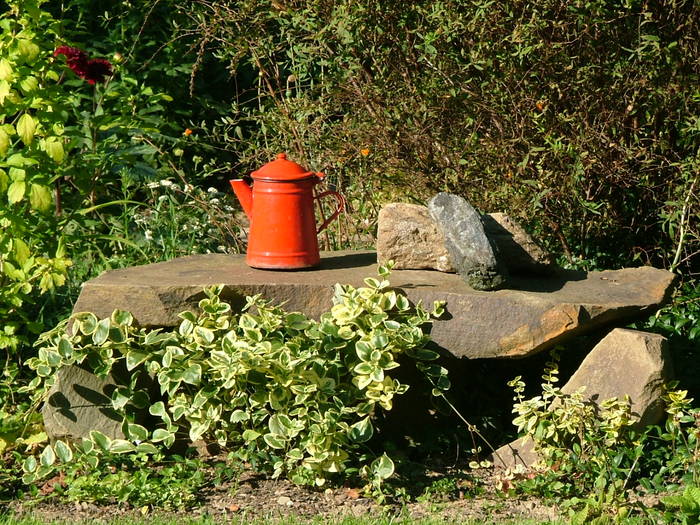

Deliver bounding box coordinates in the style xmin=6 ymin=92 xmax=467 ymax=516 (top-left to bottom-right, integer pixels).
xmin=230 ymin=153 xmax=345 ymax=270
xmin=247 ymin=177 xmax=322 ymax=269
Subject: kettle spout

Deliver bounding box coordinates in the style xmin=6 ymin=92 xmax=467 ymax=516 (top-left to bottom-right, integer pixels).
xmin=229 ymin=178 xmax=253 ymax=219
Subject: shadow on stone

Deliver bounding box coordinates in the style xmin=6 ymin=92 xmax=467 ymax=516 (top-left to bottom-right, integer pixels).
xmin=508 ymin=269 xmax=587 ymax=293
xmin=47 ymin=392 xmax=77 ymax=423
xmin=320 ymin=252 xmax=377 ymax=270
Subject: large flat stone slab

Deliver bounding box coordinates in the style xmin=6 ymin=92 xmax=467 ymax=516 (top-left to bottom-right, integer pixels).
xmin=72 ymin=251 xmax=676 ymax=359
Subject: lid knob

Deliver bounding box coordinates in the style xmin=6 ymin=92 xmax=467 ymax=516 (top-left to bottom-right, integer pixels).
xmin=277 ymin=153 xmax=287 ymax=160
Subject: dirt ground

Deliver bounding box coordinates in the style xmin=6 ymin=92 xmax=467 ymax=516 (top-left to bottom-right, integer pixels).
xmin=8 ymin=468 xmax=564 ymax=524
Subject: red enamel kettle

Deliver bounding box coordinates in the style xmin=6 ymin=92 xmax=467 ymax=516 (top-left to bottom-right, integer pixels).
xmin=230 ymin=153 xmax=345 ymax=269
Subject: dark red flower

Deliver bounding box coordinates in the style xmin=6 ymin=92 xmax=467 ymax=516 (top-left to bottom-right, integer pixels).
xmin=83 ymin=58 xmax=112 ymax=85
xmin=54 ymin=46 xmax=112 ymax=85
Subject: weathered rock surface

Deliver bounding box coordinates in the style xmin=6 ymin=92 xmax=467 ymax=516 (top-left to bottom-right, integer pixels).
xmin=492 ymin=328 xmax=672 ymax=469
xmin=376 ymin=203 xmax=455 ymax=272
xmin=51 ymin=254 xmax=675 ymax=441
xmin=41 ymin=365 xmax=124 ymax=440
xmin=71 ymin=251 xmax=675 ymax=360
xmin=482 ymin=213 xmax=553 ymax=275
xmin=428 ymin=193 xmax=508 ymax=290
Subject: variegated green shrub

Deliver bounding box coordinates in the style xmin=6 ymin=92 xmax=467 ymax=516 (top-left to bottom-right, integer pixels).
xmin=25 ymin=264 xmax=448 ymax=489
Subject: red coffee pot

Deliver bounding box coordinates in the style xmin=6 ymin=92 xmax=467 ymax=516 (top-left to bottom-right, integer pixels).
xmin=230 ymin=153 xmax=345 ymax=270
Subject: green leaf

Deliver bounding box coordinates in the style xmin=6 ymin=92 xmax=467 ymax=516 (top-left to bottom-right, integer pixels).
xmin=19 ymin=75 xmax=38 ymax=94
xmin=16 ymin=114 xmax=36 ymax=145
xmin=231 ymin=409 xmax=250 ymax=423
xmin=22 ymin=455 xmax=37 ymax=473
xmin=39 ymin=445 xmax=56 ymax=467
xmin=149 ymin=401 xmax=167 ymax=417
xmin=7 ymin=180 xmax=25 ymax=203
xmin=77 ymin=313 xmax=98 ymax=335
xmin=111 ymin=310 xmax=134 ymax=326
xmin=189 ymin=421 xmax=209 ymax=441
xmin=109 ymin=439 xmax=136 ymax=454
xmin=54 ymin=440 xmax=73 ymax=463
xmin=268 ymin=414 xmax=293 ymax=437
xmin=44 ymin=137 xmax=64 ymax=164
xmin=89 ymin=430 xmax=112 ymax=452
xmin=242 ymin=429 xmax=261 ymax=441
xmin=353 ymin=362 xmax=373 ymax=375
xmin=406 ymin=347 xmax=440 ymax=361
xmin=136 ymin=442 xmax=159 ymax=454
xmin=29 ymin=183 xmax=52 ymax=212
xmin=372 ymin=453 xmax=395 ymax=480
xmin=348 ymin=416 xmax=374 ymax=443
xmin=194 ymin=326 xmax=215 ymax=344
xmin=92 ymin=318 xmax=111 ymax=345
xmin=263 ymin=433 xmax=286 ymax=449
xmin=126 ymin=350 xmax=149 ymax=371
xmin=0 ymin=59 xmax=12 ymax=81
xmin=151 ymin=428 xmax=174 ymax=443
xmin=127 ymin=424 xmax=149 ymax=442
xmin=17 ymin=39 xmax=40 ymax=63
xmin=182 ymin=364 xmax=202 ymax=385
xmin=355 ymin=341 xmax=372 ymax=361
xmin=13 ymin=238 xmax=30 ymax=265
xmin=0 ymin=127 xmax=9 ymax=156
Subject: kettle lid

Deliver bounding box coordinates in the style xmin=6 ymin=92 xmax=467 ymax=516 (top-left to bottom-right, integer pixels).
xmin=251 ymin=153 xmax=315 ymax=181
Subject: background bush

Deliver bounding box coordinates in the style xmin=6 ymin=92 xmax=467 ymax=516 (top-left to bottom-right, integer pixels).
xmin=182 ymin=0 xmax=699 ymax=272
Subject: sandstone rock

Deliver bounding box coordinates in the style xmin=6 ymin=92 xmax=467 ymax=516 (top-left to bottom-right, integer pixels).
xmin=71 ymin=251 xmax=675 ymax=359
xmin=428 ymin=193 xmax=508 ymax=290
xmin=41 ymin=365 xmax=124 ymax=441
xmin=482 ymin=213 xmax=553 ymax=275
xmin=50 ymin=253 xmax=675 ymax=441
xmin=561 ymin=328 xmax=671 ymax=427
xmin=376 ymin=203 xmax=455 ymax=272
xmin=491 ymin=328 xmax=672 ymax=469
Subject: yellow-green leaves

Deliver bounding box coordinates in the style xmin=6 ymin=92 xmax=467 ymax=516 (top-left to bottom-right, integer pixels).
xmin=0 ymin=80 xmax=9 ymax=104
xmin=17 ymin=39 xmax=40 ymax=64
xmin=16 ymin=113 xmax=36 ymax=144
xmin=7 ymin=179 xmax=25 ymax=203
xmin=0 ymin=127 xmax=9 ymax=156
xmin=43 ymin=137 xmax=64 ymax=163
xmin=0 ymin=58 xmax=12 ymax=81
xmin=19 ymin=75 xmax=38 ymax=95
xmin=29 ymin=183 xmax=51 ymax=211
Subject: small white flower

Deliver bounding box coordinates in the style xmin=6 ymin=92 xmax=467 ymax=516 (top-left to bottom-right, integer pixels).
xmin=217 ymin=245 xmax=226 ymax=252
xmin=184 ymin=184 xmax=194 ymax=192
xmin=144 ymin=230 xmax=153 ymax=241
xmin=160 ymin=180 xmax=173 ymax=187
xmin=210 ymin=198 xmax=220 ymax=205
xmin=158 ymin=195 xmax=168 ymax=202
xmin=207 ymin=187 xmax=218 ymax=194
xmin=146 ymin=182 xmax=159 ymax=189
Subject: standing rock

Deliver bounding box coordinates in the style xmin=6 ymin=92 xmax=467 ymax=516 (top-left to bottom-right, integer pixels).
xmin=377 ymin=203 xmax=455 ymax=272
xmin=428 ymin=193 xmax=508 ymax=290
xmin=561 ymin=328 xmax=672 ymax=427
xmin=482 ymin=213 xmax=554 ymax=275
xmin=41 ymin=365 xmax=125 ymax=441
xmin=491 ymin=328 xmax=672 ymax=469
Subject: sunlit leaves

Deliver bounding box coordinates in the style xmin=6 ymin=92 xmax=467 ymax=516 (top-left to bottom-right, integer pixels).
xmin=16 ymin=113 xmax=36 ymax=145
xmin=28 ymin=273 xmax=447 ymax=491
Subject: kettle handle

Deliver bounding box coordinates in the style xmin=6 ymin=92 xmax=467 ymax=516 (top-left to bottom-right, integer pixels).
xmin=314 ymin=189 xmax=346 ymax=234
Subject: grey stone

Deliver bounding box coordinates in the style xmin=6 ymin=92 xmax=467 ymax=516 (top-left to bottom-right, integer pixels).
xmin=491 ymin=328 xmax=672 ymax=469
xmin=376 ymin=203 xmax=455 ymax=272
xmin=428 ymin=193 xmax=508 ymax=290
xmin=483 ymin=213 xmax=554 ymax=275
xmin=41 ymin=365 xmax=124 ymax=441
